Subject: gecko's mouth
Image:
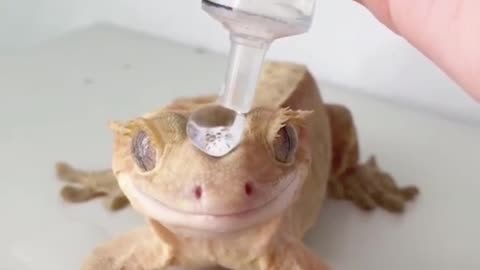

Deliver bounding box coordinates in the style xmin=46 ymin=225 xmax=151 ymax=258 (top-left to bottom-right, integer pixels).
xmin=118 ymin=171 xmax=301 ymax=234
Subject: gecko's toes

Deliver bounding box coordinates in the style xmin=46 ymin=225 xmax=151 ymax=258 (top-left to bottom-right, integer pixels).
xmin=371 ymin=192 xmax=405 ymax=213
xmin=55 ymin=162 xmax=75 ymax=180
xmin=104 ymin=195 xmax=130 ymax=211
xmin=400 ymin=186 xmax=420 ymax=201
xmin=329 ymin=158 xmax=419 ymax=214
xmin=61 ymin=186 xmax=100 ymax=203
xmin=353 ymin=192 xmax=376 ymax=211
xmin=56 ymin=162 xmax=71 ymax=175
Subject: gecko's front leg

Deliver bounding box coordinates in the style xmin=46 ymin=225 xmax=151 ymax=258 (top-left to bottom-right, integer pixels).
xmin=82 ymin=226 xmax=175 ymax=270
xmin=251 ymin=235 xmax=329 ymax=270
xmin=55 ymin=162 xmax=129 ymax=210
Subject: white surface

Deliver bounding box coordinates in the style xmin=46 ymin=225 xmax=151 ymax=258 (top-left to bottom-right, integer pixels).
xmin=0 ymin=25 xmax=479 ymax=270
xmin=2 ymin=1 xmax=479 ymax=125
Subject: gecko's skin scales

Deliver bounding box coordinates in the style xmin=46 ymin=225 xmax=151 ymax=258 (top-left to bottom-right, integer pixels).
xmin=55 ymin=61 xmax=419 ymax=270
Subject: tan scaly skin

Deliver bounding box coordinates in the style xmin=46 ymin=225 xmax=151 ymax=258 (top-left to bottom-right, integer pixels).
xmin=55 ymin=61 xmax=419 ymax=270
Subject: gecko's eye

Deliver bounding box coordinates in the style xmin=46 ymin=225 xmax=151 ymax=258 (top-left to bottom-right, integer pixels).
xmin=273 ymin=124 xmax=298 ymax=163
xmin=131 ymin=130 xmax=157 ymax=171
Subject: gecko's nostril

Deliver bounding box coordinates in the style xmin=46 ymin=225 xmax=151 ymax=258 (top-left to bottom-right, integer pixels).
xmin=194 ymin=186 xmax=203 ymax=200
xmin=244 ymin=182 xmax=254 ymax=196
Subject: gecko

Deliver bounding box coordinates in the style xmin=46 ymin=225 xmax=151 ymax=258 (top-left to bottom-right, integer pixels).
xmin=55 ymin=61 xmax=419 ymax=270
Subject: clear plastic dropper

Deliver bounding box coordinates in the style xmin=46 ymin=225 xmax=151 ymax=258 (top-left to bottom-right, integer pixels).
xmin=186 ymin=36 xmax=267 ymax=157
xmin=219 ymin=35 xmax=269 ymax=113
xmin=186 ymin=0 xmax=317 ymax=157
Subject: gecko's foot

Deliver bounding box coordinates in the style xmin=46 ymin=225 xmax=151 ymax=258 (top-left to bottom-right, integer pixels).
xmin=60 ymin=185 xmax=102 ymax=202
xmin=56 ymin=162 xmax=100 ymax=202
xmin=56 ymin=162 xmax=86 ymax=183
xmin=55 ymin=161 xmax=128 ymax=211
xmin=329 ymin=156 xmax=419 ymax=213
xmin=104 ymin=194 xmax=130 ymax=211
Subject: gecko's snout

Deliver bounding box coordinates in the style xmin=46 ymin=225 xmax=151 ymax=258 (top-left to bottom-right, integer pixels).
xmin=192 ymin=182 xmax=255 ymax=201
xmin=244 ymin=182 xmax=254 ymax=196
xmin=194 ymin=186 xmax=203 ymax=200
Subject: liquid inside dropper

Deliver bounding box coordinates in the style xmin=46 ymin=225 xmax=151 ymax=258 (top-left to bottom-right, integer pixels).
xmin=218 ymin=36 xmax=269 ymax=114
xmin=186 ymin=36 xmax=269 ymax=157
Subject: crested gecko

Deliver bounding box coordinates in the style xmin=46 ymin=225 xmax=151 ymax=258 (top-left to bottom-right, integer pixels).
xmin=55 ymin=61 xmax=419 ymax=270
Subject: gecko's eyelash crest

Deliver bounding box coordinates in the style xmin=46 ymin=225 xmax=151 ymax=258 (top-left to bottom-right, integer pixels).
xmin=131 ymin=130 xmax=157 ymax=172
xmin=273 ymin=123 xmax=298 ymax=163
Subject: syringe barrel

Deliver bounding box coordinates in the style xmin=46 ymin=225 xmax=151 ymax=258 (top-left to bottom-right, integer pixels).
xmin=202 ymin=0 xmax=317 ymax=40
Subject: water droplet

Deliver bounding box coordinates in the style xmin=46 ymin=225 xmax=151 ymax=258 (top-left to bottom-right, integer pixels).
xmin=186 ymin=105 xmax=245 ymax=157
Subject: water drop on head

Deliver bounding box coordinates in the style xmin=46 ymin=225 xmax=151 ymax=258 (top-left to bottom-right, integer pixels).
xmin=187 ymin=105 xmax=246 ymax=157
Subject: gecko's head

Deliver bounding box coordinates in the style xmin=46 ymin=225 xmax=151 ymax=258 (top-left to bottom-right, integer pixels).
xmin=110 ymin=105 xmax=312 ymax=235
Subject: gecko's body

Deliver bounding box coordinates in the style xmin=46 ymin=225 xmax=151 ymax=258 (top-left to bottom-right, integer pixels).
xmin=56 ymin=61 xmax=418 ymax=270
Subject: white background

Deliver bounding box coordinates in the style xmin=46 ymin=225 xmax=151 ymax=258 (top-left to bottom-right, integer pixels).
xmin=1 ymin=0 xmax=478 ymax=124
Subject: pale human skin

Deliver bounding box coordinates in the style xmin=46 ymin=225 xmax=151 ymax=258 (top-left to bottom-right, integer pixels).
xmin=56 ymin=62 xmax=418 ymax=270
xmin=356 ymin=0 xmax=480 ymax=101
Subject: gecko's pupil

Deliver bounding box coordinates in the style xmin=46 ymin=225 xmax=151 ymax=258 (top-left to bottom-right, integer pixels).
xmin=131 ymin=130 xmax=156 ymax=171
xmin=274 ymin=124 xmax=297 ymax=163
